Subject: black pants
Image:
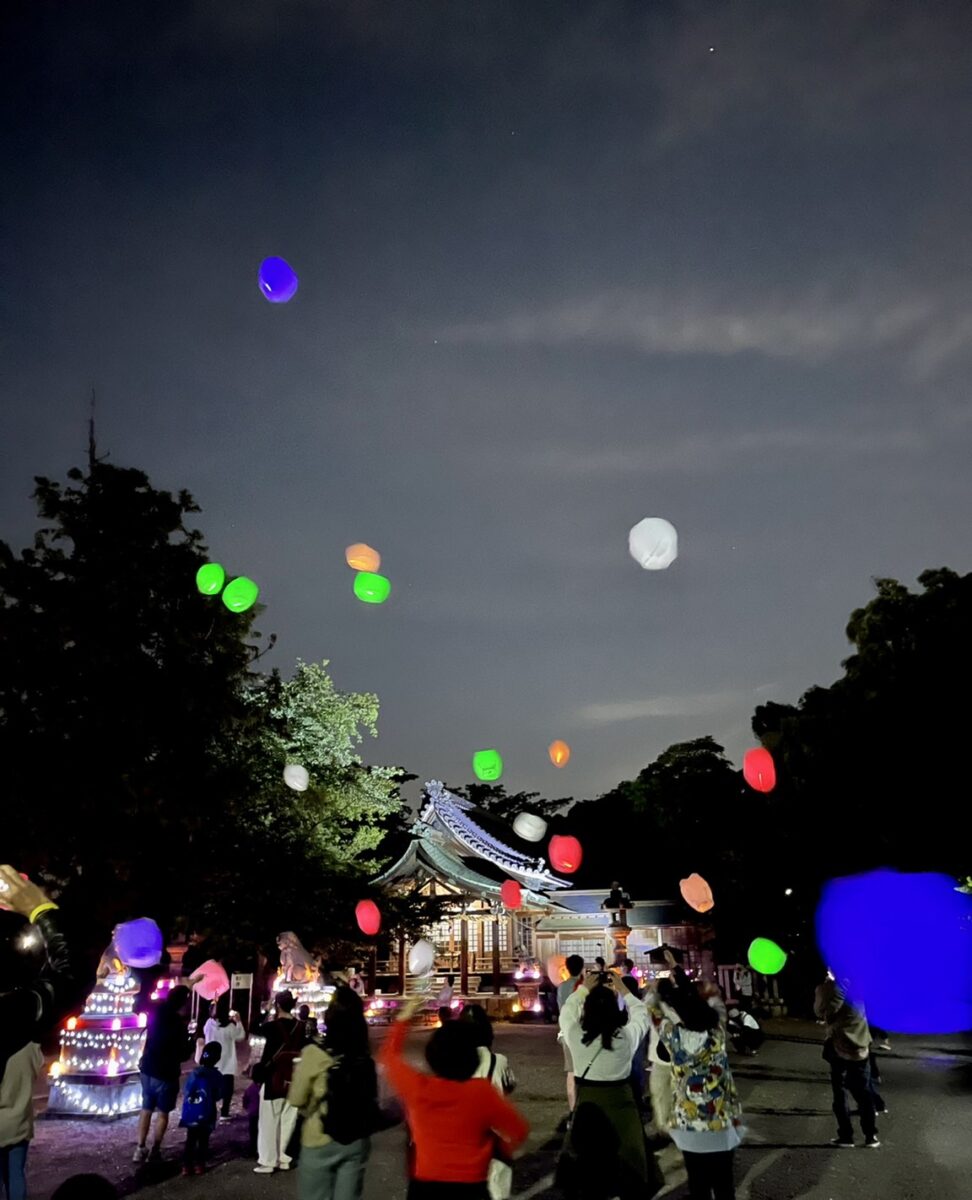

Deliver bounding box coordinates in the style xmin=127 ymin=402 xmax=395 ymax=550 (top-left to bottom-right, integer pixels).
xmin=683 ymin=1150 xmax=735 ymax=1200
xmin=220 ymin=1072 xmax=235 ymax=1117
xmin=407 ymin=1183 xmax=489 ymax=1200
xmin=830 ymin=1059 xmax=877 ymax=1141
xmin=184 ymin=1126 xmax=211 ymax=1169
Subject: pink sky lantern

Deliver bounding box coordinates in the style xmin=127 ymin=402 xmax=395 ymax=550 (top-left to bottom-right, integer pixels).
xmin=191 ymin=959 xmax=229 ymax=1001
xmin=500 ymin=880 xmax=522 ymax=909
xmin=680 ymin=873 xmax=715 ymax=913
xmin=743 ymin=747 xmax=777 ymax=793
xmin=355 ymin=899 xmax=382 ymax=937
xmin=549 ymin=834 xmax=583 ymax=874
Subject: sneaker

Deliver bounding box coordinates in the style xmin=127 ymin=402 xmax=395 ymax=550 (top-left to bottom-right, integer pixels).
xmin=277 ymin=1162 xmax=291 ymax=1170
xmin=830 ymin=1137 xmax=855 ymax=1149
xmin=132 ymin=1145 xmax=148 ymax=1163
xmin=875 ymin=1106 xmax=888 ymax=1115
xmin=865 ymin=1136 xmax=881 ymax=1149
xmin=147 ymin=1145 xmax=162 ymax=1162
xmin=875 ymin=1040 xmax=891 ymax=1050
xmin=254 ymin=1165 xmax=275 ymax=1174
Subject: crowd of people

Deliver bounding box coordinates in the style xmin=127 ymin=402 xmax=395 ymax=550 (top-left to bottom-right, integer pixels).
xmin=0 ymin=866 xmax=894 ymax=1200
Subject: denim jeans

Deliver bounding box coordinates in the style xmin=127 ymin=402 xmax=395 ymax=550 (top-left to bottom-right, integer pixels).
xmin=298 ymin=1137 xmax=370 ymax=1200
xmin=830 ymin=1058 xmax=877 ymax=1141
xmin=0 ymin=1141 xmax=28 ymax=1200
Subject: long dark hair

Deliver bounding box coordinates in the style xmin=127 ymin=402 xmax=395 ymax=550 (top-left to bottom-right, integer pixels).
xmin=664 ymin=974 xmax=720 ymax=1034
xmin=212 ymin=994 xmax=231 ymax=1028
xmin=324 ymin=985 xmax=370 ymax=1057
xmin=580 ymin=983 xmax=629 ymax=1050
xmin=459 ymin=1003 xmax=494 ymax=1049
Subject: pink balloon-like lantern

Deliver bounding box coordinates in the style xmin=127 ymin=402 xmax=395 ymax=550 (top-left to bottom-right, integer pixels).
xmin=191 ymin=959 xmax=230 ymax=1001
xmin=549 ymin=834 xmax=583 ymax=874
xmin=743 ymin=747 xmax=776 ymax=793
xmin=356 ymin=899 xmax=382 ymax=936
xmin=500 ymin=880 xmax=522 ymax=909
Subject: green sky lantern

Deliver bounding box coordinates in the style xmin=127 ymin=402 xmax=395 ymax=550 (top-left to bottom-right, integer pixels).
xmin=747 ymin=936 xmax=787 ymax=975
xmin=353 ymin=571 xmax=391 ymax=604
xmin=221 ymin=576 xmax=260 ymax=613
xmin=195 ymin=562 xmax=225 ymax=596
xmin=473 ymin=748 xmax=504 ymax=782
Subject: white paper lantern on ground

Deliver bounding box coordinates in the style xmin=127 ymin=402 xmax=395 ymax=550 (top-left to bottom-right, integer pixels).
xmin=283 ymin=764 xmax=309 ymax=792
xmin=513 ymin=812 xmax=548 ymax=842
xmin=407 ymin=939 xmax=436 ymax=976
xmin=628 ymin=517 xmax=678 ymax=570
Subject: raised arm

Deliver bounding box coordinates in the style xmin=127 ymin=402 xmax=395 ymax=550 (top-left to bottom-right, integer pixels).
xmin=558 ymin=981 xmax=588 ymax=1039
xmin=379 ymin=995 xmax=426 ymax=1099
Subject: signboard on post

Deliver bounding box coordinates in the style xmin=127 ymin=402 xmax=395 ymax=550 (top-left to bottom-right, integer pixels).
xmin=231 ymin=973 xmax=254 ymax=1028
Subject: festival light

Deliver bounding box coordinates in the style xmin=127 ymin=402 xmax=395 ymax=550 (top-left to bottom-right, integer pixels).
xmin=747 ymin=937 xmax=787 ymax=975
xmin=472 ymin=749 xmax=503 ymax=782
xmin=355 ymin=900 xmax=382 ymax=936
xmin=221 ymin=576 xmax=260 ymax=613
xmin=195 ymin=563 xmax=225 ymax=595
xmin=548 ymin=834 xmax=582 ymax=874
xmin=353 ymin=571 xmax=391 ymax=605
xmin=345 ymin=544 xmax=381 ymax=572
xmin=513 ymin=812 xmax=547 ymax=842
xmin=679 ymin=874 xmax=715 ymax=914
xmin=548 ymin=740 xmax=571 ymax=768
xmin=743 ymin=747 xmax=776 ymax=793
xmin=283 ymin=764 xmax=310 ymax=792
xmin=258 ymin=256 xmax=299 ymax=303
xmin=628 ymin=517 xmax=678 ymax=570
xmin=500 ymin=880 xmax=522 ymax=910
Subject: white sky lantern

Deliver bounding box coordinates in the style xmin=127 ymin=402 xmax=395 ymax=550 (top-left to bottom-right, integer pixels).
xmin=513 ymin=812 xmax=548 ymax=843
xmin=283 ymin=764 xmax=309 ymax=792
xmin=407 ymin=938 xmax=436 ymax=976
xmin=628 ymin=517 xmax=678 ymax=571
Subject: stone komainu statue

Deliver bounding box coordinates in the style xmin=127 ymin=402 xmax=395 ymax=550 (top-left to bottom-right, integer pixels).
xmin=276 ymin=930 xmax=320 ymax=984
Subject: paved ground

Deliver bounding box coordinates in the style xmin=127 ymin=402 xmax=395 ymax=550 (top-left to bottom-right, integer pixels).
xmin=31 ymin=1022 xmax=972 ymax=1200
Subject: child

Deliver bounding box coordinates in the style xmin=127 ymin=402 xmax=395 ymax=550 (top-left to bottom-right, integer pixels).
xmin=179 ymin=1042 xmax=222 ymax=1176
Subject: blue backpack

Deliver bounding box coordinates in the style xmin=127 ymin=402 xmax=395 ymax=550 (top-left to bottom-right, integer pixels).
xmin=181 ymin=1069 xmax=218 ymax=1127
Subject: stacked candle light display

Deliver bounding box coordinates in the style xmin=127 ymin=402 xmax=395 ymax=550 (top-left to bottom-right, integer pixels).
xmin=47 ymin=973 xmax=152 ymax=1118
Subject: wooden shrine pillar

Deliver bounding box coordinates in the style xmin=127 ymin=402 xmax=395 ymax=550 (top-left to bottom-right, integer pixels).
xmin=460 ymin=919 xmax=469 ymax=996
xmin=492 ymin=919 xmax=501 ymax=995
xmin=368 ymin=946 xmax=377 ymax=997
xmin=397 ymin=929 xmax=406 ymax=996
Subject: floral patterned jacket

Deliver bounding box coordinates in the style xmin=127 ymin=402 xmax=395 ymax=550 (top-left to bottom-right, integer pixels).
xmin=654 ymin=1015 xmax=742 ymax=1133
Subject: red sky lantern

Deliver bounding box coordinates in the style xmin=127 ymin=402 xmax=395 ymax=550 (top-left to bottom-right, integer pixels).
xmin=500 ymin=879 xmax=522 ymax=909
xmin=355 ymin=899 xmax=382 ymax=936
xmin=743 ymin=747 xmax=776 ymax=793
xmin=549 ymin=834 xmax=583 ymax=874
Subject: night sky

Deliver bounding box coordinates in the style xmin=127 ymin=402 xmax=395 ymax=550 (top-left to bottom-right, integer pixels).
xmin=3 ymin=1 xmax=971 ymax=802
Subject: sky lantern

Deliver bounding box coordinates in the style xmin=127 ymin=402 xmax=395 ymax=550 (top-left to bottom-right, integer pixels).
xmin=549 ymin=834 xmax=583 ymax=874
xmin=407 ymin=939 xmax=435 ymax=976
xmin=546 ymin=954 xmax=568 ymax=984
xmin=114 ymin=918 xmax=163 ymax=969
xmin=747 ymin=938 xmax=787 ymax=975
xmin=679 ymin=874 xmax=715 ymax=914
xmin=195 ymin=563 xmax=225 ymax=595
xmin=743 ymin=747 xmax=776 ymax=793
xmin=628 ymin=517 xmax=678 ymax=570
xmin=472 ymin=749 xmax=503 ymax=781
xmin=500 ymin=880 xmax=522 ymax=910
xmin=191 ymin=959 xmax=230 ymax=1000
xmin=353 ymin=571 xmax=391 ymax=604
xmin=548 ymin=740 xmax=571 ymax=768
xmin=283 ymin=764 xmax=309 ymax=792
xmin=258 ymin=256 xmax=299 ymax=303
xmin=513 ymin=812 xmax=547 ymax=842
xmin=221 ymin=576 xmax=260 ymax=613
xmin=345 ymin=543 xmax=381 ymax=572
xmin=355 ymin=900 xmax=382 ymax=937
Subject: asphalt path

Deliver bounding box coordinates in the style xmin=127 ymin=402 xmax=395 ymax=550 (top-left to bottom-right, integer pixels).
xmin=31 ymin=1024 xmax=972 ymax=1200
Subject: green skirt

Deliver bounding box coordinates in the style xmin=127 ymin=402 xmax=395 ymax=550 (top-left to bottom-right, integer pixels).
xmin=558 ymin=1079 xmax=662 ymax=1200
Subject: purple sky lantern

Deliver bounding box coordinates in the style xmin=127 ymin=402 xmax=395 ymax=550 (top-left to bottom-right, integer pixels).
xmin=258 ymin=256 xmax=299 ymax=303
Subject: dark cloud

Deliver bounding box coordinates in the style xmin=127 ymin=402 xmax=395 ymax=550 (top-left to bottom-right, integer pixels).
xmin=2 ymin=0 xmax=971 ymax=800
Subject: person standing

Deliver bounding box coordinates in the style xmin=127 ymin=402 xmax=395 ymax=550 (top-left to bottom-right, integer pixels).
xmin=254 ymin=990 xmax=305 ymax=1174
xmin=134 ymin=984 xmax=194 ymax=1162
xmin=646 ymin=979 xmax=677 ymax=1139
xmin=556 ymin=955 xmax=585 ymax=1118
xmin=0 ymin=866 xmax=69 ymax=1200
xmin=558 ymin=972 xmax=662 ymax=1200
xmin=288 ymin=985 xmax=378 ymax=1200
xmin=646 ymin=968 xmax=742 ymax=1200
xmin=381 ymin=995 xmax=528 ymax=1200
xmin=731 ymin=966 xmax=754 ymax=1013
xmin=600 ymin=883 xmax=632 ymax=927
xmin=814 ymin=974 xmax=880 ymax=1149
xmin=202 ymin=996 xmax=245 ymax=1119
xmin=179 ymin=1041 xmax=222 ymax=1176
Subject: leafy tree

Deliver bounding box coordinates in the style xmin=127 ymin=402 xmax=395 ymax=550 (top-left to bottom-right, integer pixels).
xmin=452 ymin=782 xmax=570 ymax=826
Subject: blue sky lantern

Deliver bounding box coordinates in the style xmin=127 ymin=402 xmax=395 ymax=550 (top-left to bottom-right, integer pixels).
xmin=115 ymin=918 xmax=163 ymax=969
xmin=258 ymin=256 xmax=299 ymax=303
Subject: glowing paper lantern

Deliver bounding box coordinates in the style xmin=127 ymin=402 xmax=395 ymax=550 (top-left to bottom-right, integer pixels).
xmin=353 ymin=572 xmax=391 ymax=605
xmin=747 ymin=938 xmax=787 ymax=976
xmin=345 ymin=543 xmax=381 ymax=572
xmin=548 ymin=740 xmax=571 ymax=768
xmin=355 ymin=900 xmax=382 ymax=937
xmin=500 ymin=880 xmax=522 ymax=910
xmin=283 ymin=764 xmax=309 ymax=792
xmin=628 ymin=517 xmax=678 ymax=571
xmin=192 ymin=959 xmax=230 ymax=1001
xmin=679 ymin=874 xmax=715 ymax=914
xmin=472 ymin=749 xmax=503 ymax=781
xmin=513 ymin=812 xmax=547 ymax=842
xmin=114 ymin=918 xmax=163 ymax=969
xmin=407 ymin=939 xmax=435 ymax=976
xmin=743 ymin=747 xmax=776 ymax=793
xmin=221 ymin=576 xmax=260 ymax=613
xmin=258 ymin=256 xmax=299 ymax=303
xmin=549 ymin=834 xmax=583 ymax=874
xmin=195 ymin=563 xmax=225 ymax=595
xmin=817 ymin=869 xmax=972 ymax=1033
xmin=546 ymin=954 xmax=567 ymax=984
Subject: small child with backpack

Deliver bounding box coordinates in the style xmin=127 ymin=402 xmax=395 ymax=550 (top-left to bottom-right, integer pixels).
xmin=179 ymin=1042 xmax=222 ymax=1176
